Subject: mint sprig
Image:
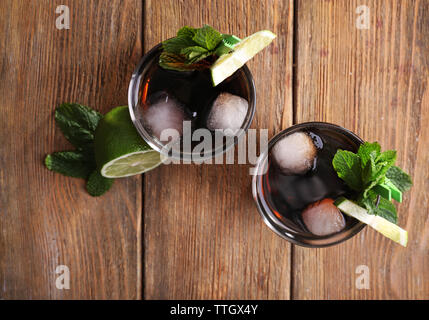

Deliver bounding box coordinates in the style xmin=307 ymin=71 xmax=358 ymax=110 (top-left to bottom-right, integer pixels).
xmin=159 ymin=25 xmax=228 ymax=71
xmin=55 ymin=103 xmax=102 ymax=151
xmin=333 ymin=142 xmax=412 ymax=224
xmin=332 ymin=150 xmax=363 ymax=191
xmin=86 ymin=171 xmax=114 ymax=197
xmin=45 ymin=151 xmax=94 ymax=179
xmin=45 ymin=103 xmax=113 ymax=197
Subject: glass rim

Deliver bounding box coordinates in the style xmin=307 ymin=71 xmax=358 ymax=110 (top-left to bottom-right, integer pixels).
xmin=128 ymin=43 xmax=257 ymax=161
xmin=252 ymin=122 xmax=367 ymax=248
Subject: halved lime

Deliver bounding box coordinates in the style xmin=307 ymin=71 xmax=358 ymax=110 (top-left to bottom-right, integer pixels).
xmin=210 ymin=30 xmax=276 ymax=86
xmin=94 ymin=106 xmax=162 ymax=178
xmin=335 ymin=197 xmax=408 ymax=247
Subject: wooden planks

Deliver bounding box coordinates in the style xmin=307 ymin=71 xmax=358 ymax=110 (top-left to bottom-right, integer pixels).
xmin=143 ymin=0 xmax=294 ymax=299
xmin=0 ymin=0 xmax=142 ymax=299
xmin=1 ymin=0 xmax=427 ymax=300
xmin=293 ymin=0 xmax=429 ymax=299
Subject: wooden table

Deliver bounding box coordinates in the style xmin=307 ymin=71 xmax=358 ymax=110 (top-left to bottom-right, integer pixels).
xmin=1 ymin=0 xmax=428 ymax=300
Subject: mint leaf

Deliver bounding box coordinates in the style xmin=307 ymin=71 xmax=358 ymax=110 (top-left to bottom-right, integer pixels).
xmin=86 ymin=170 xmax=114 ymax=197
xmin=360 ymin=146 xmax=396 ymax=197
xmin=159 ymin=25 xmax=226 ymax=71
xmin=332 ymin=150 xmax=363 ymax=191
xmin=378 ymin=149 xmax=396 ymax=163
xmin=45 ymin=151 xmax=94 ymax=178
xmin=376 ymin=196 xmax=398 ymax=223
xmin=187 ymin=52 xmax=211 ymax=64
xmin=192 ymin=25 xmax=223 ymax=51
xmin=55 ymin=103 xmax=102 ymax=150
xmin=359 ymin=190 xmax=397 ymax=223
xmin=386 ymin=166 xmax=413 ymax=192
xmin=181 ymin=46 xmax=209 ymax=63
xmin=376 ymin=150 xmax=397 ymax=176
xmin=362 ymin=153 xmax=377 ymax=185
xmin=370 ymin=149 xmax=396 ymax=183
xmin=359 ymin=192 xmax=378 ymax=215
xmin=358 ymin=142 xmax=381 ymax=169
xmin=358 ymin=142 xmax=396 ymax=182
xmin=177 ymin=26 xmax=197 ymax=38
xmin=162 ymin=36 xmax=197 ymax=55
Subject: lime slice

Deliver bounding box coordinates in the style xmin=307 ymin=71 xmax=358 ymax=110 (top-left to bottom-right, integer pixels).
xmin=94 ymin=106 xmax=162 ymax=178
xmin=335 ymin=197 xmax=408 ymax=247
xmin=210 ymin=30 xmax=276 ymax=86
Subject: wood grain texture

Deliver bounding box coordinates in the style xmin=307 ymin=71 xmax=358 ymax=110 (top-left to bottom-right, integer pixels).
xmin=293 ymin=0 xmax=429 ymax=299
xmin=143 ymin=0 xmax=294 ymax=299
xmin=2 ymin=0 xmax=427 ymax=300
xmin=0 ymin=0 xmax=142 ymax=299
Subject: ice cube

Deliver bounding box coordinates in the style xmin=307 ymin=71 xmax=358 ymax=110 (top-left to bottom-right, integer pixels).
xmin=301 ymin=198 xmax=346 ymax=236
xmin=271 ymin=131 xmax=317 ymax=175
xmin=142 ymin=92 xmax=187 ymax=141
xmin=206 ymin=92 xmax=248 ymax=134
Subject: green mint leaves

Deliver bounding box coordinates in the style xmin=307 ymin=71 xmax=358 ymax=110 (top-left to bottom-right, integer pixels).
xmin=386 ymin=165 xmax=413 ymax=193
xmin=45 ymin=103 xmax=113 ymax=196
xmin=333 ymin=142 xmax=412 ymax=224
xmin=359 ymin=190 xmax=398 ymax=223
xmin=54 ymin=103 xmax=102 ymax=151
xmin=86 ymin=171 xmax=114 ymax=197
xmin=45 ymin=151 xmax=94 ymax=179
xmin=159 ymin=25 xmax=226 ymax=71
xmin=332 ymin=150 xmax=363 ymax=191
xmin=192 ymin=25 xmax=223 ymax=51
xmin=358 ymin=142 xmax=397 ymax=198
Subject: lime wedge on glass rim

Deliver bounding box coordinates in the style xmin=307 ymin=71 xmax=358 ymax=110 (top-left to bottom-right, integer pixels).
xmin=335 ymin=197 xmax=408 ymax=247
xmin=94 ymin=106 xmax=161 ymax=178
xmin=210 ymin=30 xmax=277 ymax=86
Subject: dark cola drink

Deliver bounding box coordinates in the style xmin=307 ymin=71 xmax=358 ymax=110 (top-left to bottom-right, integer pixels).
xmin=255 ymin=123 xmax=364 ymax=241
xmin=134 ymin=45 xmax=255 ymax=159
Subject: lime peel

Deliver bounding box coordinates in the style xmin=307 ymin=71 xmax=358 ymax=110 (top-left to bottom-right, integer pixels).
xmin=335 ymin=197 xmax=408 ymax=247
xmin=210 ymin=30 xmax=277 ymax=86
xmin=100 ymin=150 xmax=161 ymax=178
xmin=94 ymin=106 xmax=162 ymax=178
